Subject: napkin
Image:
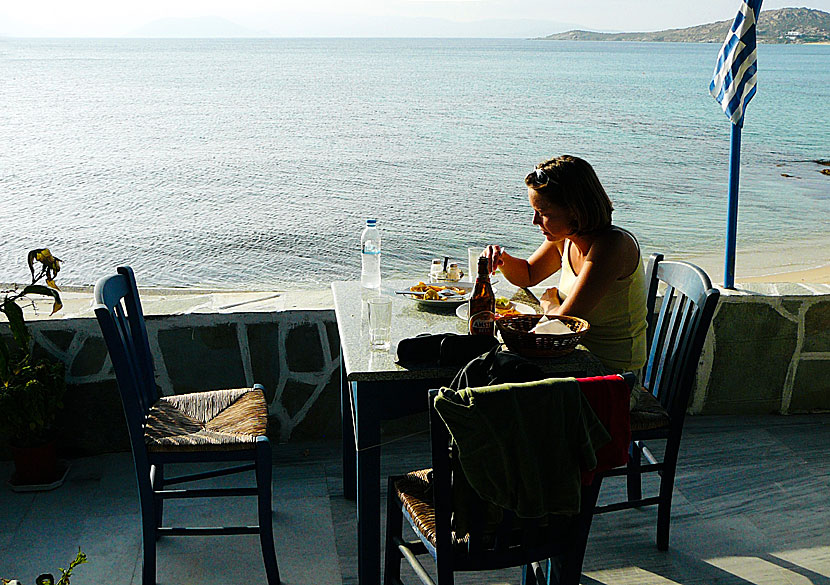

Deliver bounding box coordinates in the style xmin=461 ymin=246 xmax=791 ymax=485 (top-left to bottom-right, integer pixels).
xmin=529 ymin=315 xmax=573 ymax=335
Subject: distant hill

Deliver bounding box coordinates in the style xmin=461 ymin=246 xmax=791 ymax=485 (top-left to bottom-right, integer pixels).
xmin=541 ymin=7 xmax=830 ymax=44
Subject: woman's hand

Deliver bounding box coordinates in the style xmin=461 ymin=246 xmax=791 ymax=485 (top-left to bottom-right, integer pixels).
xmin=483 ymin=245 xmax=505 ymax=276
xmin=540 ymin=286 xmax=561 ymax=315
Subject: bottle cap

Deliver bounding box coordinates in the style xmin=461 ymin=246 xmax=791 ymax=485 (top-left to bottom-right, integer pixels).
xmin=366 ymin=219 xmax=377 ymax=226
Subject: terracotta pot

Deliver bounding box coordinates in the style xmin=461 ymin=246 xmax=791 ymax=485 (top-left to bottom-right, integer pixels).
xmin=11 ymin=440 xmax=60 ymax=485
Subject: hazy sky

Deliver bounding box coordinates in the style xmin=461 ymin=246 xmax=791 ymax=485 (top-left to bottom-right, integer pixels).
xmin=2 ymin=0 xmax=830 ymax=37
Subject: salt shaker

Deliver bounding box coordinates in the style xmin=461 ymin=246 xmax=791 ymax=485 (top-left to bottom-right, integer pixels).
xmin=447 ymin=262 xmax=462 ymax=281
xmin=430 ymin=259 xmax=446 ymax=282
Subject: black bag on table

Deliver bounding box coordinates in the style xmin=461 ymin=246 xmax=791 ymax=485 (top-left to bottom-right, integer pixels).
xmin=396 ymin=333 xmax=499 ymax=368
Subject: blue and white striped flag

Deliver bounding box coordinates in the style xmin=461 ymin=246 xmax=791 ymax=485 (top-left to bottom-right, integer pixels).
xmin=710 ymin=0 xmax=763 ymax=127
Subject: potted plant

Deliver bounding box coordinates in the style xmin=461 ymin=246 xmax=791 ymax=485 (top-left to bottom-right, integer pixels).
xmin=2 ymin=548 xmax=88 ymax=585
xmin=0 ymin=249 xmax=67 ymax=488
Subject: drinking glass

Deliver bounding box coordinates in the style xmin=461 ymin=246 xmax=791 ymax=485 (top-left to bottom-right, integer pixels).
xmin=368 ymin=297 xmax=393 ymax=350
xmin=468 ymin=247 xmax=482 ymax=280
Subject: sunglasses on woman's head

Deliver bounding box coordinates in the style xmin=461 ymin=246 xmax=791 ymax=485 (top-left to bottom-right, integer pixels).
xmin=526 ymin=167 xmax=553 ymax=188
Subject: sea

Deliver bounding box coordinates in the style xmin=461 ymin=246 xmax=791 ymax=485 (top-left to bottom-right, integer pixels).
xmin=1 ymin=38 xmax=828 ymax=290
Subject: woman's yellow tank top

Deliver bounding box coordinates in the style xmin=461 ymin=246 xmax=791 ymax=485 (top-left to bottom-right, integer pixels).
xmin=558 ymin=233 xmax=648 ymax=372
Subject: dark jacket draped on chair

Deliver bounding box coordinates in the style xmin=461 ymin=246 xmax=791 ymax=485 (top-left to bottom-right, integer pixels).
xmin=434 ymin=378 xmax=610 ymax=518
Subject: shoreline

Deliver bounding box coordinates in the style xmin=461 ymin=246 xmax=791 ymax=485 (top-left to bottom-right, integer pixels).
xmin=680 ymin=258 xmax=830 ymax=285
xmin=4 ymin=258 xmax=829 ymax=323
xmin=677 ymin=233 xmax=830 ymax=285
xmin=737 ymin=263 xmax=830 ymax=284
xmin=6 ymin=260 xmax=829 ymax=296
xmin=5 ymin=235 xmax=830 ymax=296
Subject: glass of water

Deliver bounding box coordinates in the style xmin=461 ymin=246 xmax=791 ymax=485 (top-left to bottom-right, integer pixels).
xmin=468 ymin=247 xmax=482 ymax=280
xmin=368 ymin=296 xmax=393 ymax=350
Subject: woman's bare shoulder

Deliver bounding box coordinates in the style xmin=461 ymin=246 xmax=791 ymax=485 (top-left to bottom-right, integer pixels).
xmin=592 ymin=227 xmax=637 ymax=250
xmin=591 ymin=227 xmax=640 ymax=275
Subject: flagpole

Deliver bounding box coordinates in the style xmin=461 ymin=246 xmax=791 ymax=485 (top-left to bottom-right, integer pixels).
xmin=724 ymin=122 xmax=742 ymax=289
xmin=711 ymin=0 xmax=762 ymax=289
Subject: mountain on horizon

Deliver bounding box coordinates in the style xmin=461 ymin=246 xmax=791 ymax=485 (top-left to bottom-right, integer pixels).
xmin=541 ymin=7 xmax=830 ymax=44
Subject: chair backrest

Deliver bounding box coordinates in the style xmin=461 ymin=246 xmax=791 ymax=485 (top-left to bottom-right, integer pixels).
xmin=643 ymin=253 xmax=720 ymax=426
xmin=93 ymin=266 xmax=158 ymax=454
xmin=427 ymin=395 xmax=593 ymax=575
xmin=425 ymin=375 xmax=634 ymax=578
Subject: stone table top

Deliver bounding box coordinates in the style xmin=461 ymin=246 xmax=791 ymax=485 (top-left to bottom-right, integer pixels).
xmin=331 ymin=280 xmax=609 ymax=383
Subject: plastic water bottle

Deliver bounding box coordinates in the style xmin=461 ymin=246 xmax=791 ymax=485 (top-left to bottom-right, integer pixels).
xmin=360 ymin=219 xmax=381 ymax=289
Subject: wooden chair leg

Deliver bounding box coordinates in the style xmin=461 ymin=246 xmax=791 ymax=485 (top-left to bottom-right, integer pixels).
xmin=384 ymin=477 xmax=404 ymax=585
xmin=436 ymin=555 xmax=454 ymax=585
xmin=626 ymin=441 xmax=642 ymax=502
xmin=656 ymin=441 xmax=680 ymax=551
xmin=141 ymin=509 xmax=157 ymax=585
xmin=150 ymin=463 xmax=164 ymax=534
xmin=255 ymin=439 xmax=281 ymax=584
xmin=521 ymin=561 xmax=547 ymax=584
xmin=545 ymin=557 xmax=563 ymax=585
xmin=559 ymin=480 xmax=602 ymax=585
xmin=136 ymin=467 xmax=158 ymax=585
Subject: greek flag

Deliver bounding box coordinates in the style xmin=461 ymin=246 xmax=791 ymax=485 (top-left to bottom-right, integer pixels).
xmin=710 ymin=0 xmax=762 ymax=126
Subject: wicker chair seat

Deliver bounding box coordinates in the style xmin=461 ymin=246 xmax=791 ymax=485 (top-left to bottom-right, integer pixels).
xmin=395 ymin=468 xmax=441 ymax=549
xmin=394 ymin=469 xmax=472 ymax=549
xmin=630 ymin=387 xmax=670 ymax=432
xmin=395 ymin=467 xmax=575 ymax=555
xmin=145 ymin=387 xmax=268 ymax=452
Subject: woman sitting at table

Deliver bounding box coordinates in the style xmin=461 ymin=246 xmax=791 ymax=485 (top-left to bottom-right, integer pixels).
xmin=484 ymin=155 xmax=648 ymax=373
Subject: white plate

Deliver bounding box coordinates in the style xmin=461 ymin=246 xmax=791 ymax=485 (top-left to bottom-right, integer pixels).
xmin=401 ymin=282 xmax=473 ymax=307
xmin=455 ymin=301 xmax=537 ymax=320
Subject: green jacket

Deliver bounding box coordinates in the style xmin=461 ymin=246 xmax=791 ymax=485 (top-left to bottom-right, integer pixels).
xmin=434 ymin=377 xmax=609 ymax=518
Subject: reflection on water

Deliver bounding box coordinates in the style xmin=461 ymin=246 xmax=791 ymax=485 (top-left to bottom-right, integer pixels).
xmin=2 ymin=39 xmax=828 ymax=288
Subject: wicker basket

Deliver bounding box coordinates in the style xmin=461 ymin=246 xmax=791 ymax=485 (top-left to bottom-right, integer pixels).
xmin=496 ymin=314 xmax=590 ymax=358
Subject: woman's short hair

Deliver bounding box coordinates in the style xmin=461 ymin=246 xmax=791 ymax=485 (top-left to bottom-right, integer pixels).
xmin=525 ymin=155 xmax=613 ymax=235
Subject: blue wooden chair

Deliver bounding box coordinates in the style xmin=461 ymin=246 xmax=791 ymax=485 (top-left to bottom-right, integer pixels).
xmin=93 ymin=266 xmax=280 ymax=585
xmin=594 ymin=254 xmax=720 ymax=550
xmin=384 ymin=374 xmax=636 ymax=585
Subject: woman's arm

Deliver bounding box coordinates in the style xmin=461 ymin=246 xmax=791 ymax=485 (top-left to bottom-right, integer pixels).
xmin=548 ymin=230 xmax=638 ymax=318
xmin=484 ymin=240 xmax=563 ymax=288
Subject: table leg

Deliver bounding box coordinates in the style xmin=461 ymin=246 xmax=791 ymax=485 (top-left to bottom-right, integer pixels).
xmin=340 ymin=354 xmax=356 ymax=500
xmin=354 ymin=380 xmax=382 ymax=585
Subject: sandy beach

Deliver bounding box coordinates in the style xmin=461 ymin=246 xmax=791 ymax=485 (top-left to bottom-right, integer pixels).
xmin=738 ymin=263 xmax=830 ymax=284
xmin=677 ymin=233 xmax=830 ymax=285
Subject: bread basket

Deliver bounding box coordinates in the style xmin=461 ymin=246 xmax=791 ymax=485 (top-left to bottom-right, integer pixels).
xmin=495 ymin=314 xmax=590 ymax=358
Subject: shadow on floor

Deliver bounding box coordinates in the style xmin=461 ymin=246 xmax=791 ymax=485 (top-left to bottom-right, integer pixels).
xmin=2 ymin=414 xmax=829 ymax=585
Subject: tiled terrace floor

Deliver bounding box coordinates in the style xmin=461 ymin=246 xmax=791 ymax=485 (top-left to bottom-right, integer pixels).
xmin=2 ymin=413 xmax=829 ymax=585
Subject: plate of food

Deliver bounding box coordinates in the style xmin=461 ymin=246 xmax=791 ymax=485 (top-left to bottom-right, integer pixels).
xmin=398 ymin=281 xmax=473 ymax=307
xmin=455 ymin=297 xmax=537 ymax=320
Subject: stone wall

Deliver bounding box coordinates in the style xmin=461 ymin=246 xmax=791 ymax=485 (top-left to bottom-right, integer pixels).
xmin=692 ymin=283 xmax=830 ymax=415
xmin=2 ymin=281 xmax=829 ymax=458
xmin=2 ymin=310 xmax=343 ymax=458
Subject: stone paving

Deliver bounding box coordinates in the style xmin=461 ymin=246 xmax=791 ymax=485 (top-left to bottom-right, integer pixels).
xmin=2 ymin=413 xmax=830 ymax=585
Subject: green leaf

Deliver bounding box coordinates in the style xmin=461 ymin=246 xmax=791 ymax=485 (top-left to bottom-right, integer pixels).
xmin=21 ymin=284 xmax=63 ymax=315
xmin=28 ymin=249 xmax=41 ymax=280
xmin=21 ymin=284 xmax=59 ymax=298
xmin=1 ymin=299 xmax=30 ymax=351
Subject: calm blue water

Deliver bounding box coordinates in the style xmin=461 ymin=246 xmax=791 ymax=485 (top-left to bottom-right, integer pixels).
xmin=1 ymin=38 xmax=828 ymax=289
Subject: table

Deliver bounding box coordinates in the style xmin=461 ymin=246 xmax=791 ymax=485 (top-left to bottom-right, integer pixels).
xmin=331 ymin=280 xmax=609 ymax=585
